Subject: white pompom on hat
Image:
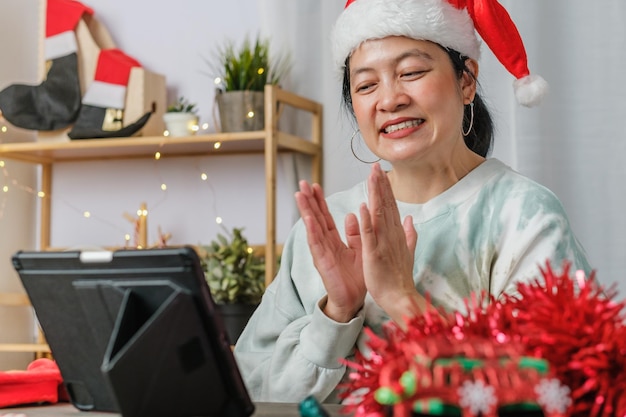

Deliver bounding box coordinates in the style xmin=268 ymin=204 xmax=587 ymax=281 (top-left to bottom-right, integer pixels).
xmin=331 ymin=0 xmax=548 ymax=107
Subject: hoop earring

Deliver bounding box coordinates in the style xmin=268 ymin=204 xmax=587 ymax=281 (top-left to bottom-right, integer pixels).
xmin=462 ymin=102 xmax=474 ymax=137
xmin=350 ymin=129 xmax=381 ymax=164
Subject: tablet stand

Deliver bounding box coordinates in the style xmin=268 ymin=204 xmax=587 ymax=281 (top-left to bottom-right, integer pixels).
xmin=74 ymin=281 xmax=246 ymax=417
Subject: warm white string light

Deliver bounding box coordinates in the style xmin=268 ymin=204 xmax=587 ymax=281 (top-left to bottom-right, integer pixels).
xmin=0 ymin=121 xmax=230 ymax=246
xmin=162 ymin=121 xmax=211 ymax=138
xmin=0 ymin=160 xmax=7 ymax=220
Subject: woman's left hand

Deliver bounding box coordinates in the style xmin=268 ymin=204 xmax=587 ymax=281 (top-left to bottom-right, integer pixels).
xmin=295 ymin=180 xmax=367 ymax=323
xmin=359 ymin=163 xmax=423 ymax=324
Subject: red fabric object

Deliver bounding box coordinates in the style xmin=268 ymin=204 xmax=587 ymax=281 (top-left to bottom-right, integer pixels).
xmin=341 ymin=0 xmax=530 ymax=79
xmin=334 ymin=0 xmax=548 ymax=106
xmin=94 ymin=49 xmax=142 ymax=87
xmin=466 ymin=0 xmax=530 ymax=79
xmin=46 ymin=0 xmax=93 ymax=37
xmin=0 ymin=358 xmax=64 ymax=408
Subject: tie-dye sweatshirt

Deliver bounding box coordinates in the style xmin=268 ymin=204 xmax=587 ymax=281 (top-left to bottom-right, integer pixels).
xmin=234 ymin=158 xmax=590 ymax=403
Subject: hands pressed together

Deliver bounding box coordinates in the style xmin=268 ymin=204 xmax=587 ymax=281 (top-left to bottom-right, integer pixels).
xmin=294 ymin=163 xmax=427 ymax=326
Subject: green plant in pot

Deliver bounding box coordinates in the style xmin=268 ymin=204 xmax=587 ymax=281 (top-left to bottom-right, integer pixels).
xmin=210 ymin=34 xmax=291 ymax=133
xmin=163 ymin=96 xmax=199 ymax=137
xmin=198 ymin=227 xmax=265 ymax=343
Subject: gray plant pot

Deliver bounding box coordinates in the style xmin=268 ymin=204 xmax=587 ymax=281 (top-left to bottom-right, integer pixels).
xmin=216 ymin=90 xmax=265 ymax=132
xmin=217 ymin=303 xmax=258 ymax=344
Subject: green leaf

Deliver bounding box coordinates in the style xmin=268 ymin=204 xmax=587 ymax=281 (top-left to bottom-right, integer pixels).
xmin=209 ymin=34 xmax=292 ymax=92
xmin=199 ymin=226 xmax=270 ymax=304
xmin=166 ymin=96 xmax=198 ymax=114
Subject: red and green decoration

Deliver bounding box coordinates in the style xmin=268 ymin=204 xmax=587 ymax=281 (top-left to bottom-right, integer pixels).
xmin=340 ymin=263 xmax=626 ymax=417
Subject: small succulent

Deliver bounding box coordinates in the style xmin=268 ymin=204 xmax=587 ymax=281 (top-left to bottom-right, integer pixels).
xmin=199 ymin=227 xmax=265 ymax=305
xmin=210 ymin=34 xmax=292 ymax=92
xmin=166 ymin=96 xmax=198 ymax=114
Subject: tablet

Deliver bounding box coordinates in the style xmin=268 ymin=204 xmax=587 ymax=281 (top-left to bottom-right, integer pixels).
xmin=12 ymin=246 xmax=255 ymax=417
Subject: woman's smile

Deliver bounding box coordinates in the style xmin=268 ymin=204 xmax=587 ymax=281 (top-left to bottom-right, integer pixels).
xmin=381 ymin=118 xmax=424 ymax=135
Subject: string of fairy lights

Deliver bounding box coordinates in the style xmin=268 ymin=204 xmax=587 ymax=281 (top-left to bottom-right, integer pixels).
xmin=0 ymin=71 xmax=267 ymax=248
xmin=0 ymin=115 xmax=238 ymax=249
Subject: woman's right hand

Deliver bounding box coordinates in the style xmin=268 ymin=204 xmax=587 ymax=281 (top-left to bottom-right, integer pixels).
xmin=295 ymin=180 xmax=366 ymax=322
xmin=359 ymin=163 xmax=424 ymax=326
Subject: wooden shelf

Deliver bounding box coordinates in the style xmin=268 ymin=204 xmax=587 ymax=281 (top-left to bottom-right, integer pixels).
xmin=0 ymin=292 xmax=51 ymax=355
xmin=0 ymin=130 xmax=321 ymax=164
xmin=0 ymin=85 xmax=323 ymax=286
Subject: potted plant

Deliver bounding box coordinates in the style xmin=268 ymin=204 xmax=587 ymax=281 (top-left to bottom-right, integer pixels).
xmin=210 ymin=34 xmax=291 ymax=132
xmin=163 ymin=96 xmax=199 ymax=137
xmin=198 ymin=227 xmax=266 ymax=343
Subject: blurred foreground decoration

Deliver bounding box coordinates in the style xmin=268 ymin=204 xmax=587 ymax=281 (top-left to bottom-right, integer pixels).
xmin=340 ymin=262 xmax=626 ymax=417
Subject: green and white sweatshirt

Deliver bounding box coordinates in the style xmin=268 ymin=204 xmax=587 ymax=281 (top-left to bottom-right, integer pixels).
xmin=234 ymin=158 xmax=590 ymax=403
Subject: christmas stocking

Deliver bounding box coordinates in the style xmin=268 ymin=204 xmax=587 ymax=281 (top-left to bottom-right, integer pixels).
xmin=68 ymin=48 xmax=152 ymax=139
xmin=0 ymin=0 xmax=92 ymax=131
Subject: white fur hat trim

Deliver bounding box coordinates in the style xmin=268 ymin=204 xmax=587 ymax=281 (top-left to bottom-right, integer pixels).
xmin=331 ymin=0 xmax=481 ymax=75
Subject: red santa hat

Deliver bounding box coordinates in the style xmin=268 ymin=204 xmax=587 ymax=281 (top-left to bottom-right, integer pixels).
xmin=331 ymin=0 xmax=548 ymax=107
xmin=81 ymin=49 xmax=141 ymax=111
xmin=45 ymin=0 xmax=94 ymax=60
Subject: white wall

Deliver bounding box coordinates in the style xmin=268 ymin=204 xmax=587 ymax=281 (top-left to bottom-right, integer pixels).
xmin=50 ymin=155 xmax=298 ymax=249
xmin=0 ymin=0 xmax=40 ymax=370
xmin=49 ymin=0 xmax=303 ymax=249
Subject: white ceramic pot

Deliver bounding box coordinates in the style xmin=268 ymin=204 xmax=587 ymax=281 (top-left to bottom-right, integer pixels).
xmin=163 ymin=112 xmax=198 ymax=137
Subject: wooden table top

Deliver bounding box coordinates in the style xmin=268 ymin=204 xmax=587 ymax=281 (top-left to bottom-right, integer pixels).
xmin=0 ymin=401 xmax=346 ymax=417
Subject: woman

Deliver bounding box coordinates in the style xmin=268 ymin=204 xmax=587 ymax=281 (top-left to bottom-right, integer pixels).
xmin=234 ymin=0 xmax=590 ymax=404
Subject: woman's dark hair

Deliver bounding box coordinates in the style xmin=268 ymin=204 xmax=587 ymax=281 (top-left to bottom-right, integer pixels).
xmin=340 ymin=46 xmax=494 ymax=157
xmin=445 ymin=48 xmax=493 ymax=157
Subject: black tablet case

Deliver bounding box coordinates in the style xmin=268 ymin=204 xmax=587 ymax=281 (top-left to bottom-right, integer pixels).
xmin=12 ymin=246 xmax=255 ymax=417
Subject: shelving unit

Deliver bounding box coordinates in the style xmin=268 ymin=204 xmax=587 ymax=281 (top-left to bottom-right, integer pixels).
xmin=0 ymin=85 xmax=323 ymax=284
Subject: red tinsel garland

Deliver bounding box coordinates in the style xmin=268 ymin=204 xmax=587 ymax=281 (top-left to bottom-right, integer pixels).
xmin=500 ymin=263 xmax=626 ymax=417
xmin=340 ymin=262 xmax=626 ymax=417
